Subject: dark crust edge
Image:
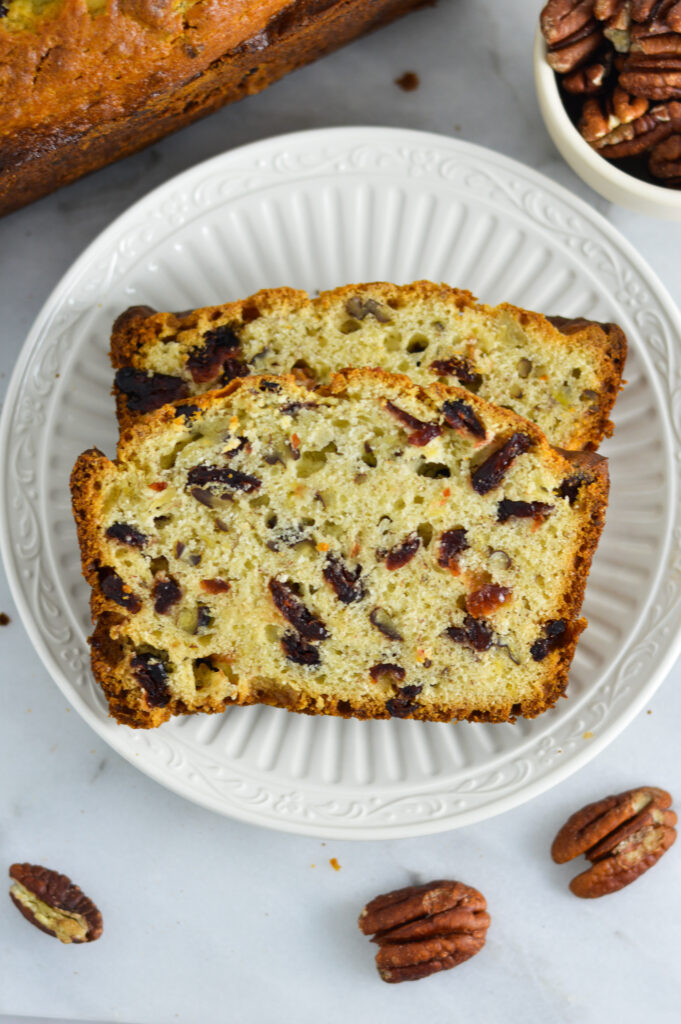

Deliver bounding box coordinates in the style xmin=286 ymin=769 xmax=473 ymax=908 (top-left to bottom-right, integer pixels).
xmin=546 ymin=315 xmax=628 ymax=451
xmin=9 ymin=863 xmax=103 ymax=942
xmin=71 ymin=368 xmax=609 ymax=728
xmin=109 ymin=281 xmax=627 ymax=450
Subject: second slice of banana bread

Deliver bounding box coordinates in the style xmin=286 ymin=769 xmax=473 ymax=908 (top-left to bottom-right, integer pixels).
xmin=111 ymin=281 xmax=626 ymax=450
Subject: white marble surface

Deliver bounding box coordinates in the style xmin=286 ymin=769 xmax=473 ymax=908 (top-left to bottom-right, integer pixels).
xmin=1 ymin=2 xmax=681 ymax=1021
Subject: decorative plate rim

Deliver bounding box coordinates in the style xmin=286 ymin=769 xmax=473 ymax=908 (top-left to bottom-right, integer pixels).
xmin=2 ymin=126 xmax=681 ymax=839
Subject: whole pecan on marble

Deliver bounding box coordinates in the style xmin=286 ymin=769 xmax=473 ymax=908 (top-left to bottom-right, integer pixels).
xmin=551 ymin=786 xmax=677 ymax=897
xmin=358 ymin=880 xmax=490 ymax=982
xmin=9 ymin=863 xmax=103 ymax=942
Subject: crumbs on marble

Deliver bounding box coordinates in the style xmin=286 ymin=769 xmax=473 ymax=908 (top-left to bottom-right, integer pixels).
xmin=329 ymin=857 xmax=341 ymax=872
xmin=0 ymin=612 xmax=10 ymax=625
xmin=395 ymin=71 xmax=419 ymax=92
xmin=582 ymin=731 xmax=593 ymax=740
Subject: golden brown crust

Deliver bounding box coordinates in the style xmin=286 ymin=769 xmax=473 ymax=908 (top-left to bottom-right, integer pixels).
xmin=545 ymin=315 xmax=628 ymax=449
xmin=109 ymin=280 xmax=627 ymax=448
xmin=72 ymin=367 xmax=609 ymax=728
xmin=0 ymin=0 xmax=424 ymax=216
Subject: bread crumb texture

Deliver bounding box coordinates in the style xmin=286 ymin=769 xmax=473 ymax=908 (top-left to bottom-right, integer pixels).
xmin=72 ymin=368 xmax=609 ymax=728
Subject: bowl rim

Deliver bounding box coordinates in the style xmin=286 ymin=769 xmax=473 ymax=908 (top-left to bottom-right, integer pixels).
xmin=533 ymin=26 xmax=681 ymax=209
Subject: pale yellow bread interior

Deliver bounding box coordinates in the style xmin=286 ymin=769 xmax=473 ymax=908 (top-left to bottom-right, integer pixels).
xmin=72 ymin=369 xmax=609 ymax=728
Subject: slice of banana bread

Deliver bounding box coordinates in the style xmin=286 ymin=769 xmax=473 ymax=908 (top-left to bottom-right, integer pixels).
xmin=111 ymin=281 xmax=626 ymax=450
xmin=71 ymin=368 xmax=608 ymax=729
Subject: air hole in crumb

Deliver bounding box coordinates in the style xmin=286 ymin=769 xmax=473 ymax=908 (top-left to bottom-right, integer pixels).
xmin=339 ymin=319 xmax=361 ymax=334
xmin=416 ymin=461 xmax=451 ymax=478
xmin=266 ymin=514 xmax=278 ymax=529
xmin=571 ymin=367 xmax=582 ymax=379
xmin=406 ymin=334 xmax=429 ymax=354
xmin=417 ymin=523 xmax=433 ymax=548
xmin=160 ymin=436 xmax=195 ymax=469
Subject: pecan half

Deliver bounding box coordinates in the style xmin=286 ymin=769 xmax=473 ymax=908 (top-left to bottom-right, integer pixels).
xmin=620 ymin=53 xmax=681 ymax=99
xmin=579 ymin=89 xmax=651 ymax=144
xmin=551 ymin=786 xmax=677 ymax=897
xmin=649 ymin=131 xmax=681 ymax=175
xmin=358 ymin=880 xmax=490 ymax=983
xmin=9 ymin=864 xmax=102 ymax=943
xmin=542 ymin=1 xmax=604 ymax=72
xmin=563 ymin=54 xmax=613 ymax=92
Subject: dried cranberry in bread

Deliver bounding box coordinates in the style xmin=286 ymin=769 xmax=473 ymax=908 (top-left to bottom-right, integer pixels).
xmin=111 ymin=281 xmax=626 ymax=450
xmin=71 ymin=369 xmax=608 ymax=728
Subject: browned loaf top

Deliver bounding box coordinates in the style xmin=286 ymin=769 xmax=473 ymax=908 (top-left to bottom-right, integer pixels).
xmin=0 ymin=0 xmax=422 ymax=216
xmin=111 ymin=280 xmax=626 ymax=450
xmin=71 ymin=368 xmax=609 ymax=729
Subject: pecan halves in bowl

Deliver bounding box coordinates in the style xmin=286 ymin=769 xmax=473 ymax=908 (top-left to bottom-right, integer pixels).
xmin=551 ymin=787 xmax=677 ymax=897
xmin=9 ymin=863 xmax=103 ymax=943
xmin=358 ymin=880 xmax=490 ymax=982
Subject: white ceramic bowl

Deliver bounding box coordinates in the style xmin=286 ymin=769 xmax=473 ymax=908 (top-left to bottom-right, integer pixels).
xmin=534 ymin=26 xmax=681 ymax=219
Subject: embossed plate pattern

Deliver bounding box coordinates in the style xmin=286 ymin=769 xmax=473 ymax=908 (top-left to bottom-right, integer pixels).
xmin=2 ymin=128 xmax=680 ymax=838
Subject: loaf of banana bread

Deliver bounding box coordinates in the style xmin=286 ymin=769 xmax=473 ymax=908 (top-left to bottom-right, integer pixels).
xmin=0 ymin=0 xmax=423 ymax=216
xmin=111 ymin=281 xmax=626 ymax=450
xmin=71 ymin=368 xmax=609 ymax=728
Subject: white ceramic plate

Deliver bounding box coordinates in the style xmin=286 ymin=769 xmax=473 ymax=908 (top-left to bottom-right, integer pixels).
xmin=3 ymin=127 xmax=681 ymax=839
